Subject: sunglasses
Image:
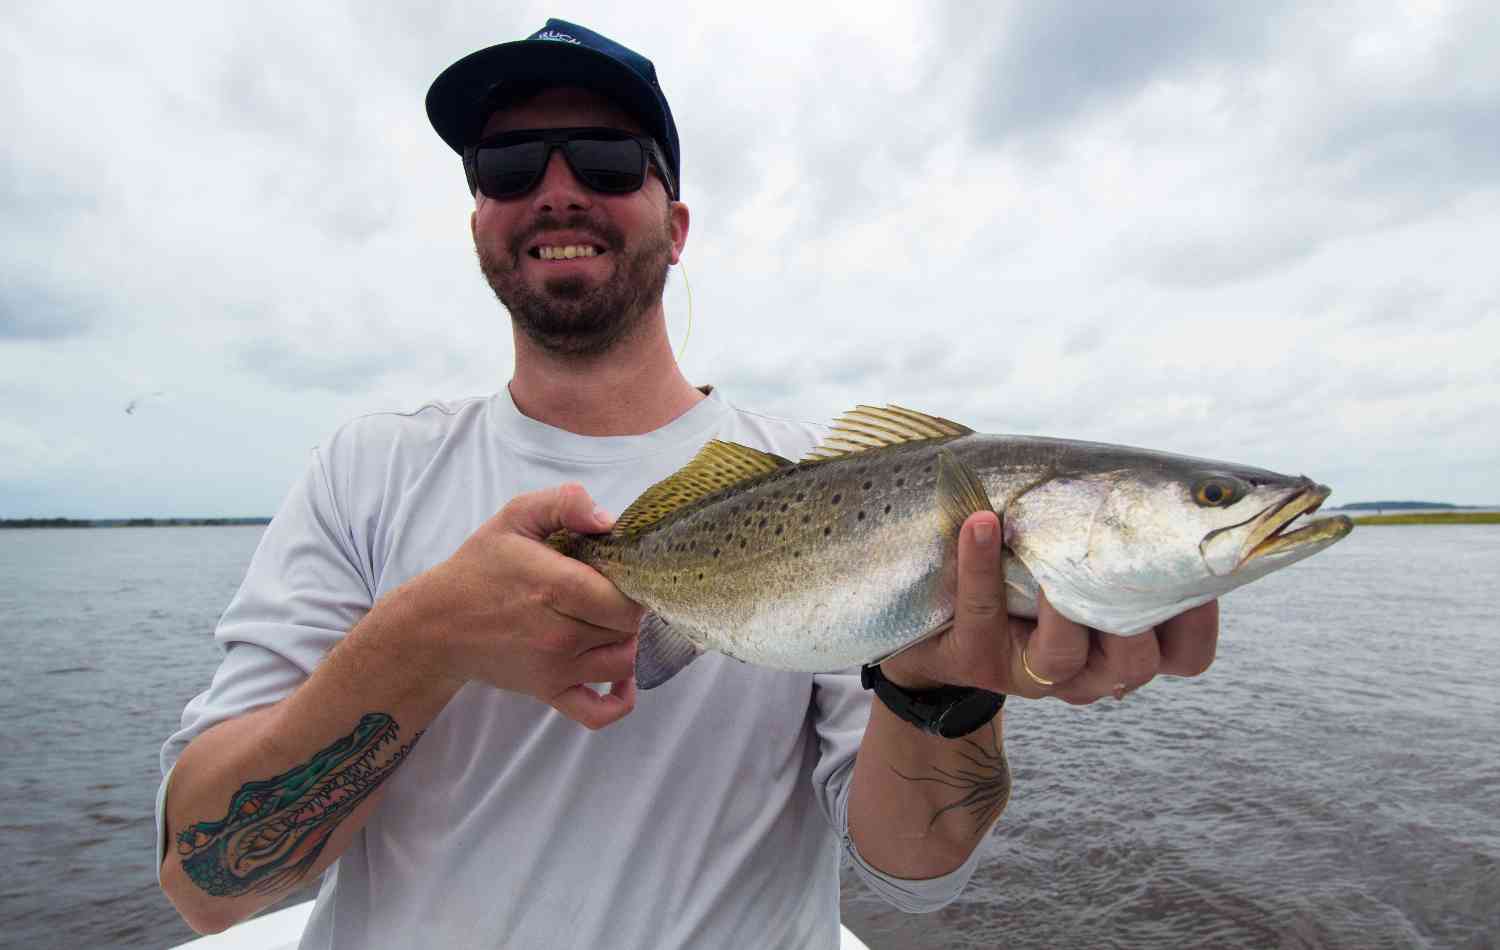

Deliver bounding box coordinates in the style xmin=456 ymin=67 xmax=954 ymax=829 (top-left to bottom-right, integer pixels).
xmin=464 ymin=127 xmax=678 ymax=201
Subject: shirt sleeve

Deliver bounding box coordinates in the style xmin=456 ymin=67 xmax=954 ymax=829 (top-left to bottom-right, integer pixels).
xmin=808 ymin=671 xmax=985 ymax=913
xmin=155 ymin=444 xmax=376 ymax=879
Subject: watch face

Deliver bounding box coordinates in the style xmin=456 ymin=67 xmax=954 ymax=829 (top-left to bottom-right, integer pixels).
xmin=937 ymin=692 xmax=1005 ymax=739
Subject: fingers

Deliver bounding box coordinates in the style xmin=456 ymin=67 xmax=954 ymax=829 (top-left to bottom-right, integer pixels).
xmin=1015 ymin=591 xmax=1091 ymax=697
xmin=1157 ymin=600 xmax=1219 ymax=676
xmin=550 ymin=677 xmax=636 ymax=730
xmin=572 ymin=637 xmax=638 ymax=684
xmin=956 ymin=511 xmax=1007 ymax=624
xmin=546 ymin=560 xmax=646 ymax=636
xmin=1051 ymin=630 xmax=1161 ymax=705
xmin=497 ymin=482 xmax=616 ymax=541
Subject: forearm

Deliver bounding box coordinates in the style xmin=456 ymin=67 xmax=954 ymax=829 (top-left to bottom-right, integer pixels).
xmin=847 ymin=702 xmax=1010 ymax=879
xmin=160 ymin=576 xmax=465 ymax=934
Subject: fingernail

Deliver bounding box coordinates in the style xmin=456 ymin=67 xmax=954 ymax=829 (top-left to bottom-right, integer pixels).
xmin=974 ymin=519 xmax=995 ymax=545
xmin=593 ymin=505 xmax=614 ymax=525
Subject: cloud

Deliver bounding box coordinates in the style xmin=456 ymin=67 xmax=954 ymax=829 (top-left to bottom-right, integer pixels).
xmin=0 ymin=279 xmax=95 ymax=341
xmin=962 ymin=0 xmax=1292 ymax=143
xmin=1 ymin=0 xmax=1498 ymax=515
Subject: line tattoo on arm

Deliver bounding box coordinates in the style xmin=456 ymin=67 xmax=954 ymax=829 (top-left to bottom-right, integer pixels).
xmin=890 ymin=720 xmax=1012 ymax=838
xmin=175 ymin=712 xmax=421 ymax=897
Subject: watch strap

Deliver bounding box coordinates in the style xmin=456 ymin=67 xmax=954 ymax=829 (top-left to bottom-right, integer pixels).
xmin=860 ymin=664 xmax=1005 ymax=739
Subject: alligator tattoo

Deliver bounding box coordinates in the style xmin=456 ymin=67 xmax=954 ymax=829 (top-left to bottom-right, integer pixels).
xmin=176 ymin=712 xmax=420 ymax=897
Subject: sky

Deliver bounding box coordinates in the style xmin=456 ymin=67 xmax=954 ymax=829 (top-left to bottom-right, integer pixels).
xmin=2 ymin=0 xmax=1497 ymax=517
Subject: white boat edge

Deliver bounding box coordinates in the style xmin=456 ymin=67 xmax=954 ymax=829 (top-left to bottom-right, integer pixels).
xmin=169 ymin=900 xmax=872 ymax=949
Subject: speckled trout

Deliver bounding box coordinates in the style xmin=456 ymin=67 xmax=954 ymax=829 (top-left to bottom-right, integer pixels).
xmin=550 ymin=406 xmax=1353 ymax=689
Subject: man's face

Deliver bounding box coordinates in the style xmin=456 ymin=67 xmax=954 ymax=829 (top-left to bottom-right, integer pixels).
xmin=470 ymin=86 xmax=688 ymax=358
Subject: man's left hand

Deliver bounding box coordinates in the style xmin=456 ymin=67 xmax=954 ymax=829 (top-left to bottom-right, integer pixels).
xmin=878 ymin=511 xmax=1220 ymax=701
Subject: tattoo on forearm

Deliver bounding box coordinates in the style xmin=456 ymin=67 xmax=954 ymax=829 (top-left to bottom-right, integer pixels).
xmin=890 ymin=721 xmax=1011 ymax=838
xmin=176 ymin=712 xmax=421 ymax=897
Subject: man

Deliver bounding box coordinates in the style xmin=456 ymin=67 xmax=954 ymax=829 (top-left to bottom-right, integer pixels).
xmin=158 ymin=19 xmax=1218 ymax=948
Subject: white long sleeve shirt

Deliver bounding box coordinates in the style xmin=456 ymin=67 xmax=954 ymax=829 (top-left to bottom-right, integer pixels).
xmin=158 ymin=388 xmax=981 ymax=949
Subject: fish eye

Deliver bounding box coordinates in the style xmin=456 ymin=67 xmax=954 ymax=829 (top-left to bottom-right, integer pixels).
xmin=1193 ymin=477 xmax=1243 ymax=508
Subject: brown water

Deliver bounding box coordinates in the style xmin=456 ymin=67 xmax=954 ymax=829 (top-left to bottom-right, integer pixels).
xmin=0 ymin=525 xmax=1496 ymax=949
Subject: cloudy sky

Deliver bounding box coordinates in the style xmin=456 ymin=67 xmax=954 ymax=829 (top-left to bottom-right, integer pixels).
xmin=3 ymin=0 xmax=1496 ymax=517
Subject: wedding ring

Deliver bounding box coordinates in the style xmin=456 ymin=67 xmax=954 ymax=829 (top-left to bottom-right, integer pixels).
xmin=1021 ymin=646 xmax=1056 ymax=687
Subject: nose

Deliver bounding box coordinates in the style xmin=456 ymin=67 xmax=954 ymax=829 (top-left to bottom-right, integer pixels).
xmin=529 ymin=148 xmax=592 ymax=214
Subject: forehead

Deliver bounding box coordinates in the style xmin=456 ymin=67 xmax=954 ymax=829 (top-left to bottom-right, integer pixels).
xmin=481 ymin=86 xmax=646 ymax=138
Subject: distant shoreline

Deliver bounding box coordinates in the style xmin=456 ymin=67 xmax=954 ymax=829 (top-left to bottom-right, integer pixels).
xmin=1348 ymin=512 xmax=1500 ymax=526
xmin=0 ymin=518 xmax=271 ymax=529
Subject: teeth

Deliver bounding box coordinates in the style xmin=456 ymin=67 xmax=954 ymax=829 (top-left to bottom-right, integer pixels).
xmin=538 ymin=244 xmax=598 ymax=260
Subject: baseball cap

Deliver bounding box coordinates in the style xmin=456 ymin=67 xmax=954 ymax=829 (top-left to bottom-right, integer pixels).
xmin=426 ymin=19 xmax=681 ymax=196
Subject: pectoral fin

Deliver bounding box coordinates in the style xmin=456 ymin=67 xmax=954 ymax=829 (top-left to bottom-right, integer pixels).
xmin=635 ymin=612 xmax=704 ymax=689
xmin=936 ymin=448 xmax=996 ymax=536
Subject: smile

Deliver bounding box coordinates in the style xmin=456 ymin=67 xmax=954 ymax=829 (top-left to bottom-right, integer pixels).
xmin=530 ymin=244 xmax=603 ymax=260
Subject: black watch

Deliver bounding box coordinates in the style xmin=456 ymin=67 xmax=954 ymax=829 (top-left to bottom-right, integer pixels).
xmin=860 ymin=664 xmax=1005 ymax=739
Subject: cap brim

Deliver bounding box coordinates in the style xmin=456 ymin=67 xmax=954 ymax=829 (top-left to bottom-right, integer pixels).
xmin=426 ymin=40 xmax=669 ymax=155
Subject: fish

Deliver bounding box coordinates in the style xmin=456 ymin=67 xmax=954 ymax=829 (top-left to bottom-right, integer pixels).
xmin=549 ymin=406 xmax=1353 ymax=689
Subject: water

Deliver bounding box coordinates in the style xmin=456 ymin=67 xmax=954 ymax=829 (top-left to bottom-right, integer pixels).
xmin=1 ymin=525 xmax=1496 ymax=949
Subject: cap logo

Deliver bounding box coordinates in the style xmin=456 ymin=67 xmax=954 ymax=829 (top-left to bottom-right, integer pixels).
xmin=535 ymin=30 xmax=581 ymax=44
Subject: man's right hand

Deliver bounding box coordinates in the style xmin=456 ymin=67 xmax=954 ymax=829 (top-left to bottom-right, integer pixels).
xmin=417 ymin=482 xmax=645 ymax=729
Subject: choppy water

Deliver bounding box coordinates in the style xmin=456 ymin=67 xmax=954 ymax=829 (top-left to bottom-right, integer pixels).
xmin=1 ymin=525 xmax=1496 ymax=949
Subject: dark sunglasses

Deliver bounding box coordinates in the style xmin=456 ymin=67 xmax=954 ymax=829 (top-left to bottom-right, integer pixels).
xmin=463 ymin=127 xmax=679 ymax=201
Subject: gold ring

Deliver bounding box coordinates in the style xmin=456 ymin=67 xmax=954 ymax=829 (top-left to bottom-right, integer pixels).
xmin=1112 ymin=682 xmax=1129 ymax=701
xmin=1021 ymin=646 xmax=1056 ymax=687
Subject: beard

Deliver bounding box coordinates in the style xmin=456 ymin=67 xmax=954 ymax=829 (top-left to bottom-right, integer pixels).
xmin=477 ymin=209 xmax=673 ymax=358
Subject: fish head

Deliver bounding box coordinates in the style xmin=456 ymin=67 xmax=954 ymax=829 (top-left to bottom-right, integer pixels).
xmin=1004 ymin=453 xmax=1352 ymax=633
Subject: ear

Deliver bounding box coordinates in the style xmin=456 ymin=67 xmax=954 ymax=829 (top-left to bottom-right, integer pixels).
xmin=668 ymin=200 xmax=690 ymax=265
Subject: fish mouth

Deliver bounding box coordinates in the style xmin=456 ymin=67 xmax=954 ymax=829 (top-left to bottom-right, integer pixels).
xmin=1239 ymin=483 xmax=1353 ymax=566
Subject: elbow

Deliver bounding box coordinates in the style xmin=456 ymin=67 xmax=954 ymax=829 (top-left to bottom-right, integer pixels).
xmin=160 ymin=860 xmax=249 ymax=935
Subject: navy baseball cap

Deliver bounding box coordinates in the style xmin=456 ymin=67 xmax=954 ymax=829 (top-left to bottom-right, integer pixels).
xmin=426 ymin=19 xmax=681 ymax=197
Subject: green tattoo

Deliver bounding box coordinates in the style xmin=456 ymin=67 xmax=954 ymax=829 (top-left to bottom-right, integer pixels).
xmin=891 ymin=720 xmax=1012 ymax=837
xmin=176 ymin=712 xmax=420 ymax=897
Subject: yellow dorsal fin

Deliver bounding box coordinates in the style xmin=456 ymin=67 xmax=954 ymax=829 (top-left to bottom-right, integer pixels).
xmin=613 ymin=440 xmax=793 ymax=536
xmin=801 ymin=405 xmax=974 ymax=462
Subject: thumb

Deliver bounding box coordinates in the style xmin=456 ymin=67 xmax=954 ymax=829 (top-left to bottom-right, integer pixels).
xmin=497 ymin=483 xmax=616 ymax=540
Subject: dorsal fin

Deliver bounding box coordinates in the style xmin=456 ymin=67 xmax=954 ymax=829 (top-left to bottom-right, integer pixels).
xmin=614 ymin=440 xmax=793 ymax=536
xmin=801 ymin=405 xmax=974 ymax=462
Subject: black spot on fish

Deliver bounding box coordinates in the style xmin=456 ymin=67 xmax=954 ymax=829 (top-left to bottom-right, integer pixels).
xmin=832 ymin=493 xmax=842 ymax=504
xmin=824 ymin=527 xmax=832 ymax=536
xmin=862 ymin=480 xmax=872 ymax=490
xmin=714 ymin=549 xmax=721 ymax=557
xmin=857 ymin=511 xmax=866 ymax=520
xmin=759 ymin=517 xmax=767 ymax=528
xmin=924 ymin=465 xmax=932 ymax=473
xmin=780 ymin=503 xmax=788 ymax=512
xmin=802 ymin=515 xmax=811 ymax=524
xmin=884 ymin=504 xmax=891 ymax=514
xmin=740 ymin=539 xmax=747 ymax=548
xmin=698 ymin=573 xmax=703 ymax=581
xmin=896 ymin=478 xmax=905 ymax=487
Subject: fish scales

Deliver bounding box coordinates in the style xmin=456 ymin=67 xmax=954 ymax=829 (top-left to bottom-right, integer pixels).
xmin=552 ymin=406 xmax=1351 ymax=689
xmin=575 ymin=440 xmax=965 ymax=669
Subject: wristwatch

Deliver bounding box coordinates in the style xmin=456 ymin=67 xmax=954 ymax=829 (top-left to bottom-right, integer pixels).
xmin=860 ymin=664 xmax=1005 ymax=739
